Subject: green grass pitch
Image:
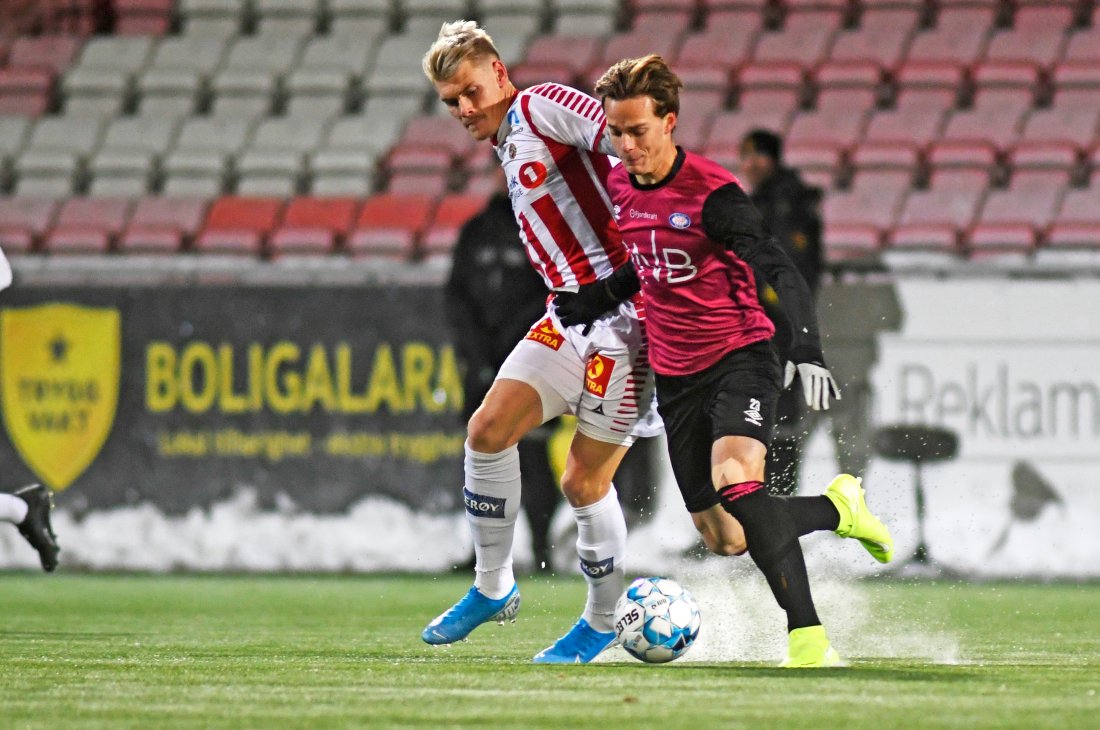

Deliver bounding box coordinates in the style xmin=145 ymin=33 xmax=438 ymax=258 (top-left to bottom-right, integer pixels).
xmin=1 ymin=574 xmax=1098 ymax=728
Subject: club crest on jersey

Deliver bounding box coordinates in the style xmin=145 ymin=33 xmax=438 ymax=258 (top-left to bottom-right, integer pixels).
xmin=525 ymin=316 xmax=564 ymax=351
xmin=507 ymin=143 xmax=517 ymax=159
xmin=613 ymin=204 xmax=621 ymax=220
xmin=669 ymin=212 xmax=692 ymax=229
xmin=518 ymin=161 xmax=548 ymax=189
xmin=585 ymin=354 xmax=615 ymax=397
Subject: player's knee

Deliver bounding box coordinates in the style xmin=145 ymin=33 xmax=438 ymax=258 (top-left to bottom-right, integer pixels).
xmin=559 ymin=468 xmax=608 ymax=508
xmin=466 ymin=409 xmax=514 ymax=453
xmin=701 ymin=530 xmax=748 ymax=556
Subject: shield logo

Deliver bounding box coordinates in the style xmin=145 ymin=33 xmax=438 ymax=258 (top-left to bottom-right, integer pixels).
xmin=1 ymin=303 xmax=120 ymax=491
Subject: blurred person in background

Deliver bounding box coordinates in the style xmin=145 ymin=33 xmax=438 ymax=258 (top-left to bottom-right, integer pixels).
xmin=445 ymin=169 xmax=561 ymax=574
xmin=739 ymin=129 xmax=824 ymax=496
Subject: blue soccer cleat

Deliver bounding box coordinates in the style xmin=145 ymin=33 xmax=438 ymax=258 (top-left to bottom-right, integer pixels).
xmin=421 ymin=584 xmax=520 ymax=645
xmin=532 ymin=618 xmax=616 ymax=664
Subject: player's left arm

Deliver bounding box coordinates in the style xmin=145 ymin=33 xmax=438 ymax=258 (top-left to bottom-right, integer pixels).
xmin=701 ymin=182 xmax=840 ymax=410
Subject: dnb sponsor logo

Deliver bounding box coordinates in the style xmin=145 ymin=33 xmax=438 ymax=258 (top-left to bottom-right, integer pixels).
xmin=525 ymin=317 xmax=565 ymax=351
xmin=463 ymin=488 xmax=506 ymax=518
xmin=579 ymin=556 xmax=614 ymax=578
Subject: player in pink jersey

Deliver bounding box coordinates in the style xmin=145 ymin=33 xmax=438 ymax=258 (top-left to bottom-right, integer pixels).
xmin=419 ymin=21 xmax=658 ymax=663
xmin=595 ymin=55 xmax=895 ymax=667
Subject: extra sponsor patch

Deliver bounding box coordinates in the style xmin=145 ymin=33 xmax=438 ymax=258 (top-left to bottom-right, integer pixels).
xmin=463 ymin=488 xmax=506 ymax=518
xmin=669 ymin=212 xmax=692 ymax=229
xmin=585 ymin=354 xmax=615 ymax=397
xmin=579 ymin=556 xmax=614 ymax=579
xmin=524 ymin=316 xmax=564 ymax=351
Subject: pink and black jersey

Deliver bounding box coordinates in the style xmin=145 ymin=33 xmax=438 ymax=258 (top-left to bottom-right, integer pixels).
xmin=494 ymin=83 xmax=630 ymax=291
xmin=607 ymin=149 xmax=775 ymax=376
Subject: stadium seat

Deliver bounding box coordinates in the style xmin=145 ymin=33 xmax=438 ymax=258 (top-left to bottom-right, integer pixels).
xmin=904 ymin=8 xmax=996 ymax=65
xmin=508 ymin=62 xmax=578 ymax=90
xmin=253 ymin=0 xmax=322 ymax=35
xmin=119 ymin=196 xmax=208 ymax=253
xmin=269 ymin=196 xmax=360 ymax=256
xmin=8 ymin=35 xmax=83 ymax=75
xmin=136 ymin=67 xmax=203 ymax=116
xmin=45 ymin=197 xmax=133 ymax=253
xmin=386 ymin=145 xmax=455 ymax=175
xmin=982 ymin=7 xmax=1073 ymax=65
xmin=969 ymin=61 xmax=1041 ymax=96
xmin=209 ymin=68 xmax=278 ymax=117
xmin=886 ymin=224 xmax=961 ymax=265
xmin=284 ymin=67 xmax=351 ymax=117
xmin=0 ymin=197 xmax=59 ymax=252
xmin=676 ymin=90 xmax=723 ymax=150
xmin=146 ymin=34 xmax=229 ymax=76
xmin=0 ymin=67 xmax=55 ymax=117
xmin=823 ymin=223 xmax=882 ymax=265
xmin=939 ymin=90 xmax=1032 ymax=148
xmin=966 ymin=222 xmax=1036 ymax=262
xmin=675 ymin=11 xmax=762 ymax=70
xmin=1062 ymin=25 xmax=1100 ymax=64
xmin=237 ymin=117 xmax=330 ymax=193
xmin=421 ymin=193 xmax=491 ymax=257
xmin=364 ymin=35 xmax=436 ymax=98
xmin=87 ymin=149 xmax=156 ymax=196
xmin=976 ymin=170 xmax=1066 ymax=228
xmin=1052 ymin=62 xmax=1100 ymax=95
xmin=787 ymin=89 xmax=876 ymax=148
xmin=827 ymin=8 xmax=920 ymax=68
xmin=0 ymin=116 xmax=31 ymax=186
xmin=179 ymin=0 xmax=247 ymax=35
xmin=308 ymin=151 xmax=377 ymax=196
xmin=478 ymin=14 xmax=543 ymax=66
xmin=896 ymin=170 xmax=989 ymax=229
xmin=195 ymin=196 xmax=284 ymax=256
xmin=346 ymin=193 xmax=437 ymax=260
xmin=823 ymin=170 xmax=912 ymax=229
xmin=522 ymin=35 xmax=602 ymax=80
xmin=584 ymin=30 xmax=685 ymax=89
xmin=861 ymin=90 xmax=954 ymax=147
xmin=848 ymin=141 xmax=921 ymax=174
xmin=1018 ymin=93 xmax=1100 ymax=149
xmin=1055 ymin=180 xmax=1100 ymax=224
xmin=386 ymin=170 xmax=449 ymax=197
xmin=1042 ymin=222 xmax=1100 ymax=268
xmin=1007 ymin=141 xmax=1080 ymax=174
xmin=114 ymin=0 xmax=175 ymax=35
xmin=752 ymin=10 xmax=842 ymax=67
xmin=926 ymin=140 xmax=999 ymax=173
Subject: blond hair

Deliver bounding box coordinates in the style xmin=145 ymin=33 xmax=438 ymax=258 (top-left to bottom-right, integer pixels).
xmin=593 ymin=54 xmax=683 ymax=118
xmin=422 ymin=20 xmax=501 ymax=82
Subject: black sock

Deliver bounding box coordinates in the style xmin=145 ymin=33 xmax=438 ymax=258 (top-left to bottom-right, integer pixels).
xmin=718 ymin=484 xmax=821 ymax=632
xmin=783 ymin=496 xmax=841 ymax=537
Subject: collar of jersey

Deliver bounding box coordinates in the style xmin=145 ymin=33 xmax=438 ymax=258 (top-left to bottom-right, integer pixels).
xmin=492 ymin=90 xmax=522 ymax=148
xmin=628 ymin=146 xmax=687 ymax=191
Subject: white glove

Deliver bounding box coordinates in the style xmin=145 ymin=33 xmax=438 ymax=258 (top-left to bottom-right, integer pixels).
xmin=784 ymin=361 xmax=841 ymax=411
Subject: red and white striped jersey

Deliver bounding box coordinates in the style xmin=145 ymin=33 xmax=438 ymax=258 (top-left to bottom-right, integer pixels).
xmin=493 ymin=83 xmax=630 ymax=291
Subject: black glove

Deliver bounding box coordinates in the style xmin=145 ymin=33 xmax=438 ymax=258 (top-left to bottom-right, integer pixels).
xmin=554 ymin=262 xmax=640 ymax=335
xmin=782 ymin=345 xmax=841 ymax=411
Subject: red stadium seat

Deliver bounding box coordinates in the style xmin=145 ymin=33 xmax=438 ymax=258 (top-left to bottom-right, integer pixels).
xmin=823 ymin=170 xmax=912 ymax=229
xmin=827 ymin=8 xmax=921 ymax=68
xmin=983 ymin=7 xmax=1073 ymax=65
xmin=897 ymin=170 xmax=989 ymax=228
xmin=522 ymin=35 xmax=602 ymax=78
xmin=120 ymin=197 xmax=208 ymax=254
xmin=386 ymin=170 xmax=450 ymax=197
xmin=675 ymin=11 xmax=762 ymax=69
xmin=347 ymin=193 xmax=437 ymax=260
xmin=46 ymin=197 xmax=133 ymax=252
xmin=862 ymin=89 xmax=954 ymax=147
xmin=508 ymin=63 xmax=577 ymax=90
xmin=1007 ymin=141 xmax=1080 ymax=173
xmin=926 ymin=140 xmax=999 ymax=173
xmin=782 ymin=140 xmax=844 ymax=181
xmin=114 ymin=0 xmax=175 ymax=35
xmin=0 ymin=67 xmax=54 ymax=117
xmin=905 ymin=8 xmax=996 ymax=65
xmin=966 ymin=223 xmax=1036 ymax=260
xmin=421 ymin=193 xmax=492 ymax=257
xmin=849 ymin=141 xmax=921 ymax=173
xmin=823 ymin=223 xmax=882 ymax=264
xmin=752 ymin=10 xmax=843 ymax=67
xmin=1018 ymin=91 xmax=1100 ymax=148
xmin=396 ymin=116 xmax=476 ymax=159
xmin=887 ymin=223 xmax=960 ymax=254
xmin=8 ymin=36 xmax=84 ymax=74
xmin=386 ymin=144 xmax=455 ymax=175
xmin=970 ymin=61 xmax=1041 ymax=94
xmin=0 ymin=198 xmax=59 ymax=252
xmin=1062 ymin=26 xmax=1100 ymax=64
xmin=195 ymin=197 xmax=284 ymax=256
xmin=977 ymin=171 xmax=1067 ymax=227
xmin=939 ymin=90 xmax=1032 ymax=148
xmin=1045 ymin=222 xmax=1100 ymax=250
xmin=1055 ymin=182 xmax=1100 ymax=224
xmin=270 ymin=196 xmax=360 ymax=255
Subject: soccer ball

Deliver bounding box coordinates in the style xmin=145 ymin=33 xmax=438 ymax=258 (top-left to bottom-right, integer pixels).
xmin=613 ymin=577 xmax=701 ymax=663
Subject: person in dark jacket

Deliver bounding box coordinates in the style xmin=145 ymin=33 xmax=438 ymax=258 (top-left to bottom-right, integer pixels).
xmin=445 ymin=174 xmax=561 ymax=572
xmin=739 ymin=129 xmax=824 ymax=496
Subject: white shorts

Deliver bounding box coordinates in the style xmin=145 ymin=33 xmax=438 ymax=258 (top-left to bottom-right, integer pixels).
xmin=496 ymin=301 xmax=662 ymax=446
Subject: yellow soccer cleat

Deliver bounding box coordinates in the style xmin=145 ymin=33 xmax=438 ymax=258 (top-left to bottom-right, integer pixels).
xmin=780 ymin=625 xmax=842 ymax=668
xmin=824 ymin=474 xmax=894 ymax=564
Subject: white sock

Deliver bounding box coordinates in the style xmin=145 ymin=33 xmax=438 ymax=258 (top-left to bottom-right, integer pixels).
xmin=464 ymin=442 xmax=521 ymax=600
xmin=0 ymin=493 xmax=28 ymax=524
xmin=574 ymin=485 xmax=627 ymax=633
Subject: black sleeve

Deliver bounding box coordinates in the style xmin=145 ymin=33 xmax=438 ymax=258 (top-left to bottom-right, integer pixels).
xmin=444 ymin=220 xmax=492 ymax=367
xmin=701 ymin=182 xmax=825 ymax=363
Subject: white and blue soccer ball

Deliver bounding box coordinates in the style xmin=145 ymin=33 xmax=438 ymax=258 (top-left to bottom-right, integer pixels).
xmin=613 ymin=577 xmax=701 ymax=664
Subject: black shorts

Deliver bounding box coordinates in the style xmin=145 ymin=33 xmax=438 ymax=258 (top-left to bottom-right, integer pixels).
xmin=654 ymin=340 xmax=782 ymax=514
